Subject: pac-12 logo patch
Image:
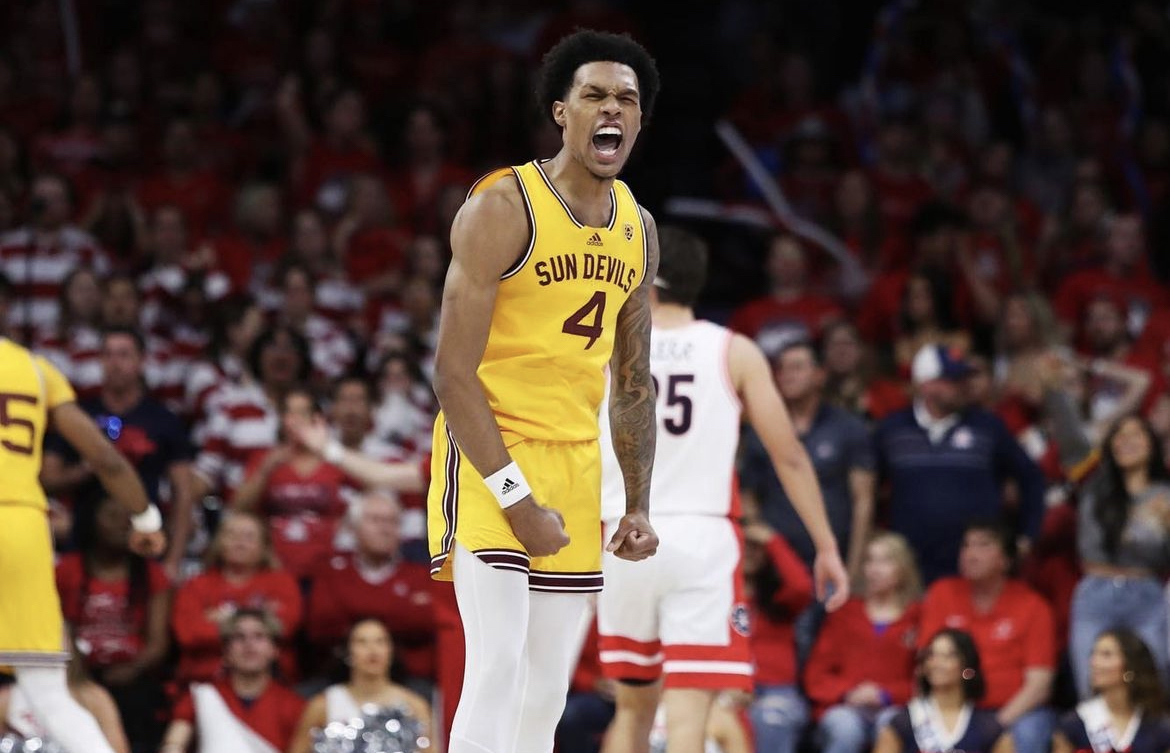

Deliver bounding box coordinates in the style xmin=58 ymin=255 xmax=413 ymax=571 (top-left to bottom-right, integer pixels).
xmin=623 ymin=222 xmax=634 ymax=241
xmin=731 ymin=603 xmax=751 ymax=637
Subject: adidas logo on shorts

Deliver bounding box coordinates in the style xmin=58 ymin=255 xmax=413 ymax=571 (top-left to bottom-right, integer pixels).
xmin=586 ymin=232 xmax=603 ymax=246
xmin=501 ymin=478 xmax=520 ymax=494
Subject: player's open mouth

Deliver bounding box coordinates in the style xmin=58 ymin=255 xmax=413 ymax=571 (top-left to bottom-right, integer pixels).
xmin=592 ymin=126 xmax=623 ymax=159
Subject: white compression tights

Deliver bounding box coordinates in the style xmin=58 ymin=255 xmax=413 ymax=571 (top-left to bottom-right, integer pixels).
xmin=449 ymin=543 xmax=591 ymax=753
xmin=14 ymin=665 xmax=117 ymax=753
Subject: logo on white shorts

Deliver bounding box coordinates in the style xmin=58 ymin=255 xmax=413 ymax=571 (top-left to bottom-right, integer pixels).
xmin=731 ymin=603 xmax=751 ymax=637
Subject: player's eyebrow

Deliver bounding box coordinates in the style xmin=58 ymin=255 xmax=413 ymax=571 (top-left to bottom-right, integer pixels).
xmin=581 ymin=83 xmax=640 ymax=98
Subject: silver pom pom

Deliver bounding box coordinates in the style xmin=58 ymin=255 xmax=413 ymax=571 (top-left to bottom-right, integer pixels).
xmin=310 ymin=705 xmax=430 ymax=753
xmin=0 ymin=735 xmax=66 ymax=753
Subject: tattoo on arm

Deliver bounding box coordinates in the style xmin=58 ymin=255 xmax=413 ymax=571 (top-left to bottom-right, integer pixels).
xmin=609 ymin=208 xmax=659 ymax=514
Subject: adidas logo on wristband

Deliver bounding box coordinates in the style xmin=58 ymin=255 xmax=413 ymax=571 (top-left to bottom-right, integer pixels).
xmin=485 ymin=462 xmax=532 ymax=508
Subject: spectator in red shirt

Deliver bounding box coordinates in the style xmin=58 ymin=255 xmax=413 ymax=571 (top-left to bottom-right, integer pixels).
xmin=288 ymin=618 xmax=433 ymax=753
xmin=387 ymin=103 xmax=473 ymax=235
xmin=728 ymin=234 xmax=843 ymax=351
xmin=804 ymin=531 xmax=923 ymax=753
xmin=159 ymin=609 xmax=305 ymax=753
xmin=56 ymin=489 xmax=172 ymax=752
xmin=743 ymin=519 xmax=815 ymax=753
xmin=919 ymin=519 xmax=1057 ymax=753
xmin=208 ymin=182 xmax=287 ymax=295
xmin=306 ymin=492 xmax=436 ymax=687
xmin=277 ymin=82 xmax=384 ymax=213
xmin=826 ymin=169 xmax=884 ymax=276
xmin=1053 ymin=214 xmax=1169 ymax=348
xmin=233 ymin=385 xmax=349 ymax=579
xmin=819 ymin=320 xmax=908 ymax=421
xmin=335 ymin=173 xmax=411 ymax=300
xmin=1071 ymin=297 xmax=1166 ymax=436
xmin=856 ymin=202 xmax=964 ymax=346
xmin=137 ymin=205 xmax=230 ymax=339
xmin=32 ymin=73 xmax=104 ymax=177
xmin=135 ymin=118 xmax=230 ymax=238
xmin=171 ymin=511 xmax=303 ymax=685
xmin=868 ymin=119 xmax=935 ymax=239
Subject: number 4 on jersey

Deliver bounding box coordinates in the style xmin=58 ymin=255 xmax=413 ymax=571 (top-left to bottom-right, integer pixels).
xmin=562 ymin=291 xmax=607 ymax=349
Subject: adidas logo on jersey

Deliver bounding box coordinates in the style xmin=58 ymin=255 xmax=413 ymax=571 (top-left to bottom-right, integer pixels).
xmin=586 ymin=232 xmax=603 ymax=246
xmin=500 ymin=478 xmax=520 ymax=494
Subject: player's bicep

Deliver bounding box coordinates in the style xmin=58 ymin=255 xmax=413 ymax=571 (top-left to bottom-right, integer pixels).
xmin=434 ymin=187 xmax=528 ymax=383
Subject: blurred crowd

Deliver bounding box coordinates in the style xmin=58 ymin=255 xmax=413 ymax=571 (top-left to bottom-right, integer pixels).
xmin=2 ymin=0 xmax=1170 ymax=752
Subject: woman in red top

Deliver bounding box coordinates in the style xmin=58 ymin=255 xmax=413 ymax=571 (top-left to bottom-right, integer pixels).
xmin=233 ymin=385 xmax=350 ymax=578
xmin=56 ymin=488 xmax=172 ymax=751
xmin=171 ymin=511 xmax=303 ymax=684
xmin=804 ymin=531 xmax=923 ymax=753
xmin=743 ymin=520 xmax=815 ymax=753
xmin=820 ymin=321 xmax=909 ymax=421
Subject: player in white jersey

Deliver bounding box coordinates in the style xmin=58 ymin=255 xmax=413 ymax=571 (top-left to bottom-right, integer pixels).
xmin=598 ymin=227 xmax=849 ymax=753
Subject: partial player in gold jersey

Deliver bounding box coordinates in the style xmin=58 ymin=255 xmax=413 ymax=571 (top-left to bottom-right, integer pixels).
xmin=429 ymin=30 xmax=661 ymax=753
xmin=0 ymin=336 xmax=164 ymax=753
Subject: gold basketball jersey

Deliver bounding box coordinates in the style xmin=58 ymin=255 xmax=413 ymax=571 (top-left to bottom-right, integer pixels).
xmin=465 ymin=159 xmax=647 ymax=445
xmin=0 ymin=338 xmax=76 ymax=511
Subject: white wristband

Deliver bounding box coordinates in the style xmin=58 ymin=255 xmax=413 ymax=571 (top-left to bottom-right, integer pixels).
xmin=130 ymin=504 xmax=162 ymax=534
xmin=484 ymin=461 xmax=532 ymax=509
xmin=323 ymin=439 xmax=345 ymax=465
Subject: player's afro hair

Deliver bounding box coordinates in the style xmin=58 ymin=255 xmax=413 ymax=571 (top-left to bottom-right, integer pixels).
xmin=537 ymin=29 xmax=660 ymax=126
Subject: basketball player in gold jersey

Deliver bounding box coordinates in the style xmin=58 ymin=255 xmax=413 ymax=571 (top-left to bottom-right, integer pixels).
xmin=426 ymin=30 xmax=661 ymax=753
xmin=0 ymin=335 xmax=165 ymax=753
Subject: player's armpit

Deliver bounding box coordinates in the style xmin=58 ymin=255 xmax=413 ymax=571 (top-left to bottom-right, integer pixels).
xmin=431 ymin=178 xmax=530 ymax=477
xmin=608 ymin=206 xmax=659 ymax=516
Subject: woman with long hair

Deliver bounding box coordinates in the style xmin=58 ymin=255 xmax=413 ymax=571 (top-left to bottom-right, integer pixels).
xmin=184 ymin=294 xmax=265 ymax=432
xmin=171 ymin=511 xmax=303 ymax=685
xmin=875 ymin=629 xmax=1012 ymax=753
xmin=1054 ymin=629 xmax=1170 ymax=753
xmin=232 ymin=385 xmax=349 ymax=578
xmin=288 ymin=618 xmax=433 ymax=753
xmin=1070 ymin=414 xmax=1170 ymax=698
xmin=805 ymin=532 xmax=923 ymax=753
xmin=54 ymin=488 xmax=171 ymax=751
xmin=819 ymin=320 xmax=908 ymax=421
xmin=893 ymin=268 xmax=971 ymax=377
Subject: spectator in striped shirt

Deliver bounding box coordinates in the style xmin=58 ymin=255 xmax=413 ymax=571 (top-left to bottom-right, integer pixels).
xmin=192 ymin=324 xmax=311 ymax=503
xmin=138 ymin=205 xmax=231 ymax=342
xmin=0 ymin=172 xmax=109 ymax=342
xmin=286 ymin=208 xmax=364 ymax=330
xmin=273 ymin=260 xmax=356 ymax=386
xmin=99 ymin=271 xmax=188 ymax=413
xmin=38 ymin=267 xmax=104 ymax=399
xmin=184 ymin=295 xmax=265 ymax=437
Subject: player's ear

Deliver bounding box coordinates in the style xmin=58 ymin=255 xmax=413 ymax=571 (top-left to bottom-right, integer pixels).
xmin=552 ymin=101 xmax=567 ymax=128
